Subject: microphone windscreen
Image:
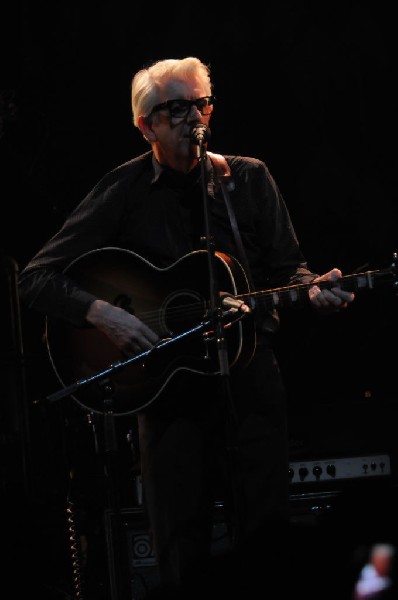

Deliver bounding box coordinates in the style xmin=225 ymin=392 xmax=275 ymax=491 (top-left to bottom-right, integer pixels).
xmin=190 ymin=124 xmax=211 ymax=145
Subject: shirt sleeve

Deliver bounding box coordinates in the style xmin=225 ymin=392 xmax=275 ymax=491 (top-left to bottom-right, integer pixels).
xmin=18 ymin=172 xmax=129 ymax=327
xmin=229 ymin=156 xmax=319 ymax=289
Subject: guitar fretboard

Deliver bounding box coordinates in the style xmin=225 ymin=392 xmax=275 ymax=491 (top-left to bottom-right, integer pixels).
xmin=237 ymin=267 xmax=394 ymax=311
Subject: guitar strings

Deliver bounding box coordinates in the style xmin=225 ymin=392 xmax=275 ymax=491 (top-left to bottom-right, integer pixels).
xmin=126 ymin=268 xmax=384 ymax=331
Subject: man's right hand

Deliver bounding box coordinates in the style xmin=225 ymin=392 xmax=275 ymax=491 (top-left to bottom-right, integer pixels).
xmin=86 ymin=299 xmax=159 ymax=356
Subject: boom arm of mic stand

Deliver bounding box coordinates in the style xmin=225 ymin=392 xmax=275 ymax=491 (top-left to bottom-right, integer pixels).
xmin=46 ymin=314 xmax=239 ymax=404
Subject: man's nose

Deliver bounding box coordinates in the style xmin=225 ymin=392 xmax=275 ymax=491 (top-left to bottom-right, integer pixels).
xmin=187 ymin=103 xmax=202 ymax=120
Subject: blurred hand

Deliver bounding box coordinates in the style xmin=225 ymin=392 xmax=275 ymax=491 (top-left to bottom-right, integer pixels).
xmin=86 ymin=299 xmax=159 ymax=356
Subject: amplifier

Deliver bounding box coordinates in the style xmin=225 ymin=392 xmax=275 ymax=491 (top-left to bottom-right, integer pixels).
xmin=289 ymin=453 xmax=391 ymax=485
xmin=288 ymin=453 xmax=396 ymax=532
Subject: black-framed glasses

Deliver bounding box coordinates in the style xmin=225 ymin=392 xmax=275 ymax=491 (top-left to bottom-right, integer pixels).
xmin=149 ymin=96 xmax=215 ymax=119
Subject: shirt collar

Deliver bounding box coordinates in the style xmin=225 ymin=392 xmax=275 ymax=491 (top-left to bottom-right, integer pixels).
xmin=150 ymin=153 xmax=217 ymax=198
xmin=151 ymin=154 xmax=164 ymax=184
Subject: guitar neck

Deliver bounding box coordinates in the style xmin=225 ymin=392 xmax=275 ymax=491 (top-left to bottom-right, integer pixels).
xmin=237 ymin=267 xmax=395 ymax=312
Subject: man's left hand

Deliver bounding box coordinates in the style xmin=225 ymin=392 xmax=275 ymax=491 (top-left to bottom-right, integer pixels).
xmin=309 ymin=268 xmax=355 ymax=314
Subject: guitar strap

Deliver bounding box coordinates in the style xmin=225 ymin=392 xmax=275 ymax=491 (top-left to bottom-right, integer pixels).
xmin=208 ymin=151 xmax=255 ymax=292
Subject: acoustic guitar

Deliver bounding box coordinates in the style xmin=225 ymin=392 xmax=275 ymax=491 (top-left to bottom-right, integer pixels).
xmin=46 ymin=247 xmax=397 ymax=415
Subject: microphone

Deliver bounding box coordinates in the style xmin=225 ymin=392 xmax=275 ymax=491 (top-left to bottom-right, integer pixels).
xmin=190 ymin=123 xmax=211 ymax=146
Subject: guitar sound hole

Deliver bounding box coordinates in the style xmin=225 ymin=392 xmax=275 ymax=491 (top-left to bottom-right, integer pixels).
xmin=161 ymin=290 xmax=205 ymax=337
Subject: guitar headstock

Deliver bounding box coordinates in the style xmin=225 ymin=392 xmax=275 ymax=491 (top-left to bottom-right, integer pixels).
xmin=348 ymin=252 xmax=398 ymax=296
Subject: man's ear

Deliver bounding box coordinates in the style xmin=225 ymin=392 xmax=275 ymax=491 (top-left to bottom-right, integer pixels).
xmin=138 ymin=115 xmax=156 ymax=142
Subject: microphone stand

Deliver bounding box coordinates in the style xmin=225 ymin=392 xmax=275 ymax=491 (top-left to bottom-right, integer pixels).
xmin=194 ymin=131 xmax=244 ymax=550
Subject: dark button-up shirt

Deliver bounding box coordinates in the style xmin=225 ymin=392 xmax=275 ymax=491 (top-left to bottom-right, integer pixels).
xmin=18 ymin=151 xmax=318 ymax=335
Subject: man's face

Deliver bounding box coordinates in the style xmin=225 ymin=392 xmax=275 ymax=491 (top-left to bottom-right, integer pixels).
xmin=143 ymin=77 xmax=213 ymax=170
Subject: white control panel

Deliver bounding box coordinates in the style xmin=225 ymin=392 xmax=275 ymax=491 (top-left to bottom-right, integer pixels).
xmin=289 ymin=453 xmax=391 ymax=484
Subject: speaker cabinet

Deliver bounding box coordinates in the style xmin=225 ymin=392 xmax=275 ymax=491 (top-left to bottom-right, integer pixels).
xmin=104 ymin=503 xmax=231 ymax=600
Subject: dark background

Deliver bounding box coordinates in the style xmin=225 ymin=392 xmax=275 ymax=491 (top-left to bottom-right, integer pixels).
xmin=1 ymin=2 xmax=398 ymax=598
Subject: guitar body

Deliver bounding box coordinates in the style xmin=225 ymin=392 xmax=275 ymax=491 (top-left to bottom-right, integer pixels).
xmin=46 ymin=247 xmax=255 ymax=415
